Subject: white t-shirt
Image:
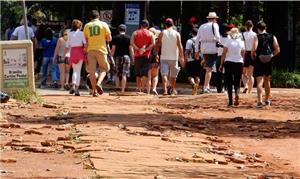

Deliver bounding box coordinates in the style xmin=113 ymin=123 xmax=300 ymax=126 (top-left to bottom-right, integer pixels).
xmin=160 ymin=28 xmax=180 ymax=61
xmin=12 ymin=25 xmax=35 ymax=40
xmin=185 ymin=37 xmax=196 ymax=62
xmin=243 ymin=30 xmax=256 ymax=51
xmin=224 ymin=38 xmax=245 ymax=63
xmin=66 ymin=30 xmax=86 ymax=48
xmin=217 ymin=36 xmax=229 ymax=56
xmin=195 ymin=22 xmax=220 ymax=54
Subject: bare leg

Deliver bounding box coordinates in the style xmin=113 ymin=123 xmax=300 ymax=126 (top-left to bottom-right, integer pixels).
xmin=136 ymin=77 xmax=142 ymax=92
xmin=152 ymin=67 xmax=159 ymax=93
xmin=247 ymin=65 xmax=254 ymax=94
xmin=115 ymin=75 xmax=120 ymax=89
xmin=162 ymin=75 xmax=168 ymax=95
xmin=242 ymin=67 xmax=249 ymax=90
xmin=120 ymin=75 xmax=127 ymax=93
xmin=97 ymin=71 xmax=107 ymax=86
xmin=204 ymin=67 xmax=212 ymax=89
xmin=170 ymin=77 xmax=176 ymax=91
xmin=264 ymin=76 xmax=271 ymax=101
xmin=188 ymin=77 xmax=195 ymax=85
xmin=59 ymin=63 xmax=65 ymax=90
xmin=65 ymin=64 xmax=70 ymax=86
xmin=256 ymin=76 xmax=264 ymax=104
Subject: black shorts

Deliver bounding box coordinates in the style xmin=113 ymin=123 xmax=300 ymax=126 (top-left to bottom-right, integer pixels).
xmin=203 ymin=54 xmax=218 ymax=68
xmin=135 ymin=56 xmax=150 ymax=77
xmin=186 ymin=60 xmax=201 ymax=78
xmin=244 ymin=51 xmax=254 ymax=67
xmin=253 ymin=58 xmax=272 ymax=77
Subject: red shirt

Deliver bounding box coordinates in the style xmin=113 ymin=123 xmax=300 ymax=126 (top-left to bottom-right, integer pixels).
xmin=133 ymin=29 xmax=152 ymax=57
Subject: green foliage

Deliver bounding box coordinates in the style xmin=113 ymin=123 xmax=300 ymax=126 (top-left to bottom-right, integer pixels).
xmin=229 ymin=15 xmax=244 ymax=28
xmin=1 ymin=0 xmax=23 ymax=39
xmin=271 ymin=69 xmax=300 ymax=88
xmin=9 ymin=88 xmax=43 ymax=104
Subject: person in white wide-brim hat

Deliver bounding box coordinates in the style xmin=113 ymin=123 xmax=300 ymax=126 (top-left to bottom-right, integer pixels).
xmin=206 ymin=12 xmax=219 ymax=19
xmin=194 ymin=12 xmax=221 ymax=94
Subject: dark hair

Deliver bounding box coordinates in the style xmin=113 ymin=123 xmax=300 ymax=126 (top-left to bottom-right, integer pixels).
xmin=191 ymin=28 xmax=198 ymax=36
xmin=257 ymin=21 xmax=267 ymax=31
xmin=90 ymin=10 xmax=100 ymax=19
xmin=45 ymin=27 xmax=53 ymax=40
xmin=71 ymin=19 xmax=82 ymax=31
xmin=245 ymin=20 xmax=253 ymax=31
xmin=219 ymin=23 xmax=229 ymax=38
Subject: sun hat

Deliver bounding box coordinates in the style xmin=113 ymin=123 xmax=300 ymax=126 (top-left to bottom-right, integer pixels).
xmin=206 ymin=12 xmax=219 ymax=19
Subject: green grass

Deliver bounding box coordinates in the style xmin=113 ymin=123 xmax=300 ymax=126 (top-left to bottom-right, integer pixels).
xmin=9 ymin=88 xmax=43 ymax=104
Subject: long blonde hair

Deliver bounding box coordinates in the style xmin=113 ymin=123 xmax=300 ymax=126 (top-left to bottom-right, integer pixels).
xmin=228 ymin=28 xmax=240 ymax=39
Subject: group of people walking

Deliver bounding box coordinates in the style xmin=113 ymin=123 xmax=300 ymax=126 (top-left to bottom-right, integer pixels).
xmin=9 ymin=10 xmax=280 ymax=108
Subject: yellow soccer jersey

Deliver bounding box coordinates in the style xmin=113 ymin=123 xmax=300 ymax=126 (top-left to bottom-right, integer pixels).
xmin=83 ymin=19 xmax=111 ymax=54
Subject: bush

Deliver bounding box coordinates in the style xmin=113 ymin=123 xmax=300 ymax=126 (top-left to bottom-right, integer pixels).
xmin=271 ymin=69 xmax=300 ymax=88
xmin=9 ymin=88 xmax=42 ymax=104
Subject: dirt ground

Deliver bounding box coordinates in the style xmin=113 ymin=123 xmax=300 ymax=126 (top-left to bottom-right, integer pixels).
xmin=1 ymin=88 xmax=300 ymax=178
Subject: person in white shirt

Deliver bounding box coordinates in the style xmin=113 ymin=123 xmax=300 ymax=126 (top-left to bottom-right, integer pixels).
xmin=155 ymin=18 xmax=184 ymax=96
xmin=62 ymin=19 xmax=86 ymax=96
xmin=11 ymin=19 xmax=36 ymax=48
xmin=219 ymin=28 xmax=245 ymax=106
xmin=195 ymin=12 xmax=221 ymax=93
xmin=242 ymin=20 xmax=256 ymax=94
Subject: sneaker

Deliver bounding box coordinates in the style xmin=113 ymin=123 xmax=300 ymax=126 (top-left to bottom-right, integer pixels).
xmin=75 ymin=90 xmax=80 ymax=96
xmin=96 ymin=84 xmax=104 ymax=95
xmin=203 ymin=88 xmax=210 ymax=94
xmin=265 ymin=100 xmax=271 ymax=106
xmin=256 ymin=102 xmax=263 ymax=108
xmin=152 ymin=89 xmax=158 ymax=96
xmin=69 ymin=88 xmax=75 ymax=94
xmin=234 ymin=96 xmax=240 ymax=106
xmin=52 ymin=81 xmax=59 ymax=89
xmin=170 ymin=89 xmax=178 ymax=96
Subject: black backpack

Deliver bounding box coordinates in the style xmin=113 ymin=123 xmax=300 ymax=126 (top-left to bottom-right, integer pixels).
xmin=190 ymin=38 xmax=199 ymax=60
xmin=257 ymin=33 xmax=274 ymax=56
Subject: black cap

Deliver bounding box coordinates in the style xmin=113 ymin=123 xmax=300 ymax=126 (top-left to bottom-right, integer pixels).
xmin=118 ymin=24 xmax=127 ymax=32
xmin=141 ymin=19 xmax=149 ymax=27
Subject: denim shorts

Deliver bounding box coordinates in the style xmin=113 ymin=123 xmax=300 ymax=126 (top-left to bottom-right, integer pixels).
xmin=160 ymin=59 xmax=180 ymax=78
xmin=57 ymin=56 xmax=69 ymax=64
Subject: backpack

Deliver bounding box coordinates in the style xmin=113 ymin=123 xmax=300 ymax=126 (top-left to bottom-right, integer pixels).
xmin=190 ymin=38 xmax=199 ymax=60
xmin=257 ymin=33 xmax=274 ymax=63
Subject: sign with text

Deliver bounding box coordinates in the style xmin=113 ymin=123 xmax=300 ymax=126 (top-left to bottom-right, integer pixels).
xmin=100 ymin=10 xmax=112 ymax=25
xmin=0 ymin=40 xmax=35 ymax=92
xmin=125 ymin=4 xmax=140 ymax=25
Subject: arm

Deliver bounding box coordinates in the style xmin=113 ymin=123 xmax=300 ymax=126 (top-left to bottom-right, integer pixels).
xmin=129 ymin=45 xmax=134 ymax=61
xmin=176 ymin=33 xmax=184 ymax=67
xmin=251 ymin=35 xmax=258 ymax=59
xmin=111 ymin=45 xmax=116 ymax=57
xmin=105 ymin=24 xmax=112 ymax=42
xmin=155 ymin=32 xmax=163 ymax=54
xmin=219 ymin=47 xmax=228 ymax=72
xmin=130 ymin=31 xmax=139 ymax=50
xmin=53 ymin=38 xmax=62 ymax=63
xmin=194 ymin=28 xmax=201 ymax=60
xmin=272 ymin=36 xmax=280 ymax=56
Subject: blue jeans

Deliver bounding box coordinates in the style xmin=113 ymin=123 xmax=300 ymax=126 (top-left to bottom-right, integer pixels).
xmin=41 ymin=57 xmax=59 ymax=85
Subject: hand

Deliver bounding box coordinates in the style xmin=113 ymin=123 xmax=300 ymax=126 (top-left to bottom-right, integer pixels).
xmin=218 ymin=65 xmax=223 ymax=73
xmin=155 ymin=55 xmax=159 ymax=63
xmin=179 ymin=56 xmax=185 ymax=68
xmin=251 ymin=51 xmax=255 ymax=59
xmin=201 ymin=60 xmax=205 ymax=67
xmin=53 ymin=57 xmax=57 ymax=64
xmin=195 ymin=52 xmax=200 ymax=60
